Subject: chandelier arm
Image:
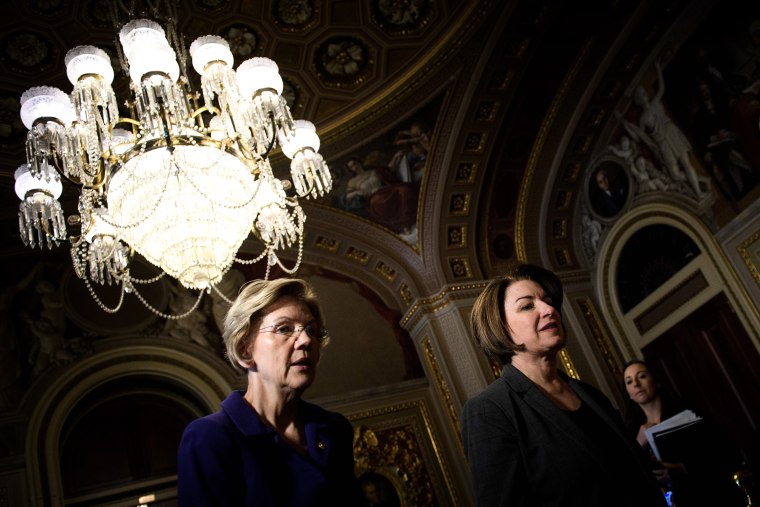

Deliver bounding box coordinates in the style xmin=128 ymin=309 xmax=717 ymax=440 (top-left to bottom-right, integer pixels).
xmin=262 ymin=111 xmax=277 ymax=158
xmin=190 ymin=105 xmax=221 ymax=119
xmin=114 ymin=117 xmax=141 ymax=137
xmin=82 ymin=275 xmax=127 ymax=313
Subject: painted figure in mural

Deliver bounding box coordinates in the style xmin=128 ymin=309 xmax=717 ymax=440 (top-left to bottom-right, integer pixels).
xmin=177 ymin=278 xmax=362 ymax=506
xmin=388 ymin=122 xmax=430 ymax=184
xmin=691 ymin=78 xmax=759 ymax=201
xmin=620 ymin=60 xmax=708 ymax=198
xmin=336 ymin=153 xmax=418 ymax=236
xmin=622 ymin=361 xmax=747 ymax=507
xmin=460 ymin=264 xmax=667 ymax=507
xmin=335 ymin=157 xmax=383 ymax=215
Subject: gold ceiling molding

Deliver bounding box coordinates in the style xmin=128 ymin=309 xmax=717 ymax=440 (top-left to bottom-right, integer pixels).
xmin=400 ymin=281 xmax=487 ymax=328
xmin=738 ymin=229 xmax=760 ymax=287
xmin=421 ymin=338 xmax=462 ymax=452
xmin=576 ymin=298 xmax=624 ymax=379
xmin=515 ymin=38 xmax=594 ymax=263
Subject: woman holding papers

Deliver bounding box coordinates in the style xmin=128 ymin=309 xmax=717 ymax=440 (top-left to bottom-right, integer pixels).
xmin=461 ymin=264 xmax=666 ymax=507
xmin=623 ymin=360 xmax=746 ymax=507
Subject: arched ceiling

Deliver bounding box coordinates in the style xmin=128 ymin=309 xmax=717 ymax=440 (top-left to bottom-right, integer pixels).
xmin=0 ymin=0 xmax=729 ymax=315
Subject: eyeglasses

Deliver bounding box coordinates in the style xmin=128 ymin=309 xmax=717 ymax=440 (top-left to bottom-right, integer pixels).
xmin=257 ymin=323 xmax=328 ymax=341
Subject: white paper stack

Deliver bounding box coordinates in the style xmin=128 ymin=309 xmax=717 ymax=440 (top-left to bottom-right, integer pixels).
xmin=644 ymin=409 xmax=703 ymax=462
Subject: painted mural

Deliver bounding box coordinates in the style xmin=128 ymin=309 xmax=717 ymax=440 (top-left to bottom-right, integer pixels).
xmin=326 ymin=94 xmax=443 ymax=245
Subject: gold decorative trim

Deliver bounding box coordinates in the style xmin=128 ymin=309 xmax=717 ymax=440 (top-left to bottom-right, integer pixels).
xmin=516 ymin=38 xmax=593 ymax=261
xmin=562 ymin=161 xmax=582 ymax=182
xmin=375 ymin=261 xmax=397 ymax=282
xmin=448 ymin=192 xmax=471 ymax=216
xmin=489 ymin=68 xmax=515 ymax=91
xmin=463 ymin=132 xmax=487 ymax=153
xmin=314 ymin=235 xmax=340 ymax=253
xmin=555 ymin=190 xmax=572 ymax=210
xmin=475 ymin=101 xmax=500 ymax=122
xmin=401 ymin=281 xmax=487 ymax=328
xmin=737 ymin=229 xmax=760 ymax=287
xmin=454 ymin=162 xmax=478 ymax=185
xmin=558 ymin=349 xmax=580 ymax=380
xmin=447 ymin=225 xmax=467 ymax=248
xmin=577 ymin=298 xmax=622 ymax=380
xmin=553 ymin=247 xmax=571 ymax=266
xmin=399 ymin=283 xmax=413 ymax=307
xmin=586 ymin=107 xmax=606 ymax=128
xmin=345 ymin=246 xmax=370 ymax=265
xmin=552 ymin=219 xmax=568 ymax=240
xmin=448 ymin=256 xmax=473 ymax=279
xmin=349 ymin=400 xmax=460 ymax=506
xmin=422 ymin=338 xmax=462 ymax=449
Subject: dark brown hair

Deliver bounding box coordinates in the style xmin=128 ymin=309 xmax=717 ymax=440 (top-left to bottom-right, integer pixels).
xmin=470 ymin=263 xmax=564 ymax=364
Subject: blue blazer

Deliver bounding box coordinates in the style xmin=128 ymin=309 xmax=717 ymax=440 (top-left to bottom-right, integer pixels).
xmin=177 ymin=391 xmax=362 ymax=506
xmin=461 ymin=363 xmax=667 ymax=507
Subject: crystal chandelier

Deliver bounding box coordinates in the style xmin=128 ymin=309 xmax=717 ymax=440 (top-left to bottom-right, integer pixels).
xmin=13 ymin=12 xmax=331 ymax=317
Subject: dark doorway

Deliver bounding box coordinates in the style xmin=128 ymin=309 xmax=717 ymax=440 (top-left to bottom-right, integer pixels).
xmin=642 ymin=292 xmax=760 ymax=474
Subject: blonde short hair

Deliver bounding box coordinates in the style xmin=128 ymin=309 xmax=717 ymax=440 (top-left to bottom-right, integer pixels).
xmin=222 ymin=278 xmax=328 ymax=369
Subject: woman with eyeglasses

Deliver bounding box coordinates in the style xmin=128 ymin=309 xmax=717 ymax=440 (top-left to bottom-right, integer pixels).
xmin=177 ymin=278 xmax=363 ymax=506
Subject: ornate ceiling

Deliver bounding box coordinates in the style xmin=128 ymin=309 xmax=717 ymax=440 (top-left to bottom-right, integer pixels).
xmin=0 ymin=0 xmax=743 ymax=316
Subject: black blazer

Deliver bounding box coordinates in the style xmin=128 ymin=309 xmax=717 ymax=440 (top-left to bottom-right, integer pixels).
xmin=460 ymin=363 xmax=666 ymax=507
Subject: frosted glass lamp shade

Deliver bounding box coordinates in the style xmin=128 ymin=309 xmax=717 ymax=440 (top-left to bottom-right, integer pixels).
xmin=281 ymin=120 xmax=320 ymax=158
xmin=190 ymin=36 xmax=234 ymax=75
xmin=119 ymin=19 xmax=168 ymax=57
xmin=237 ymin=57 xmax=284 ymax=97
xmin=65 ymin=45 xmax=114 ymax=84
xmin=119 ymin=19 xmax=179 ymax=83
xmin=20 ymin=86 xmax=75 ymax=129
xmin=127 ymin=43 xmax=180 ymax=83
xmin=14 ymin=164 xmax=63 ymax=200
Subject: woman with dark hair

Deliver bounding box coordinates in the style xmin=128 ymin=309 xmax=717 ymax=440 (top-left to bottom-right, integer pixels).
xmin=460 ymin=263 xmax=666 ymax=507
xmin=623 ymin=360 xmax=746 ymax=507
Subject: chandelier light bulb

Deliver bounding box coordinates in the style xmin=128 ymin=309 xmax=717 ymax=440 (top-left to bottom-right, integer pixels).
xmin=14 ymin=164 xmax=63 ymax=200
xmin=189 ymin=36 xmax=234 ymax=75
xmin=65 ymin=46 xmax=115 ymax=84
xmin=119 ymin=19 xmax=179 ymax=83
xmin=19 ymin=86 xmax=75 ymax=129
xmin=281 ymin=120 xmax=320 ymax=158
xmin=237 ymin=57 xmax=284 ymax=96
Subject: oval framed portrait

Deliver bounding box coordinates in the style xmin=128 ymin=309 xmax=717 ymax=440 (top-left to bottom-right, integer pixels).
xmin=587 ymin=159 xmax=630 ymax=219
